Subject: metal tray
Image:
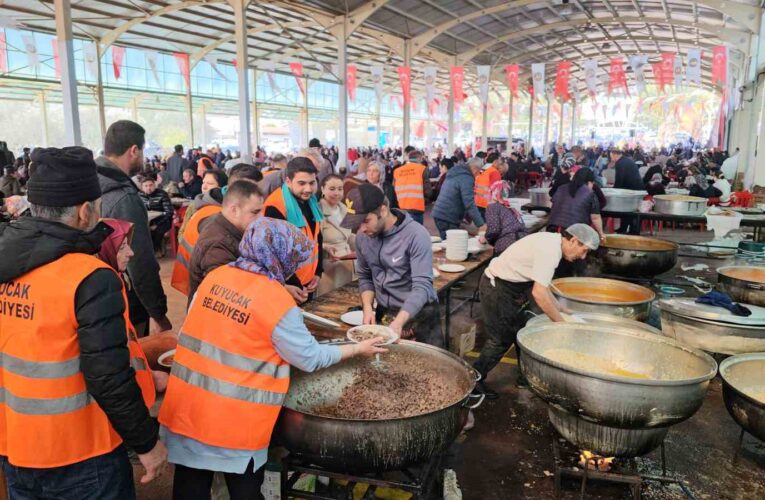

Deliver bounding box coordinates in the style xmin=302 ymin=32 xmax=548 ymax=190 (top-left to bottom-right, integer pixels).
xmin=658 ymin=298 xmax=765 ymax=326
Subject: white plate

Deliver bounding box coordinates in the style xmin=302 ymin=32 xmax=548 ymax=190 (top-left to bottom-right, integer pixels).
xmin=432 ymin=244 xmax=444 ymax=252
xmin=346 ymin=325 xmax=398 ymax=345
xmin=340 ymin=310 xmax=365 ymax=326
xmin=158 ymin=349 xmax=176 ymax=368
xmin=302 ymin=311 xmax=341 ymax=328
xmin=438 ymin=263 xmax=466 ymax=273
xmin=433 ymin=267 xmax=441 ymax=278
xmin=431 ymin=236 xmax=442 ymax=243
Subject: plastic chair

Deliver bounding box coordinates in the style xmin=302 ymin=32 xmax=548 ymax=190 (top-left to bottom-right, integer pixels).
xmin=526 ymin=172 xmax=542 ymax=189
xmin=169 ymin=205 xmax=187 ymax=257
xmin=731 ymin=192 xmax=754 ymax=208
xmin=707 ymin=197 xmax=721 ymax=206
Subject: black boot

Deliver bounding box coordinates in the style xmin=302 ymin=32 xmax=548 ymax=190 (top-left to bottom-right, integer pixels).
xmin=472 ymin=380 xmax=498 ymax=400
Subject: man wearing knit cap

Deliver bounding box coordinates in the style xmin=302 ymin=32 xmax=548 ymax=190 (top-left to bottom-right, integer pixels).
xmin=0 ymin=147 xmax=167 ymax=496
xmin=96 ymin=120 xmax=172 ymax=335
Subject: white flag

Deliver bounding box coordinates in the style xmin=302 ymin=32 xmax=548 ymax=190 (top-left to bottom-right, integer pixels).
xmin=144 ymin=50 xmax=161 ymax=86
xmin=674 ymin=55 xmax=684 ymax=90
xmin=423 ymin=66 xmax=437 ymax=105
xmin=204 ymin=54 xmax=228 ymax=81
xmin=259 ymin=60 xmax=281 ymax=94
xmin=0 ymin=15 xmax=20 ymax=29
xmin=628 ymin=55 xmax=648 ymax=95
xmin=686 ymin=48 xmax=702 ymax=86
xmin=583 ymin=59 xmax=599 ymax=96
xmin=83 ymin=41 xmax=99 ymax=80
xmin=22 ymin=34 xmax=39 ymax=71
xmin=370 ymin=65 xmax=384 ymax=102
xmin=531 ymin=63 xmax=545 ymax=101
xmin=476 ymin=65 xmax=491 ymax=104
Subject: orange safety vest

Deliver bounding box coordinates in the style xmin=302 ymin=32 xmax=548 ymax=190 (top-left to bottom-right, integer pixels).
xmin=474 ymin=166 xmax=499 ymax=209
xmin=393 ymin=162 xmax=426 ymax=212
xmin=159 ymin=266 xmax=293 ymax=450
xmin=0 ymin=253 xmax=154 ymax=468
xmin=171 ymin=204 xmax=222 ymax=296
xmin=262 ymin=189 xmax=320 ymax=286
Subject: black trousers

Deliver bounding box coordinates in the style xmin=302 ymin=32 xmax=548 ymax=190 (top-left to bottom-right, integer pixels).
xmin=172 ymin=460 xmax=265 ymax=500
xmin=150 ymin=216 xmax=172 ymax=251
xmin=473 ymin=274 xmax=532 ymax=380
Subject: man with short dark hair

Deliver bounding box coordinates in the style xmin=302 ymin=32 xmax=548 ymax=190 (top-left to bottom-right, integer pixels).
xmin=263 ymin=157 xmax=323 ymax=304
xmin=341 ymin=184 xmax=442 ymax=346
xmin=0 ymin=146 xmax=167 ymax=496
xmin=167 ymin=144 xmax=189 ymax=183
xmin=138 ymin=176 xmax=174 ymax=253
xmin=96 ymin=120 xmax=172 ymax=335
xmin=188 ymin=181 xmax=264 ymax=300
xmin=179 ymin=168 xmax=202 ymax=199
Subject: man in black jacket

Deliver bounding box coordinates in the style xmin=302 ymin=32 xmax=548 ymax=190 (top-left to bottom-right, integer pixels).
xmin=611 ymin=149 xmax=643 ymax=234
xmin=139 ymin=175 xmax=174 ymax=253
xmin=0 ymin=146 xmax=166 ymax=497
xmin=96 ymin=120 xmax=172 ymax=335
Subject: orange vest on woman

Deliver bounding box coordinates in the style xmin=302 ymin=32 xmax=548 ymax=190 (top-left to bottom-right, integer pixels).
xmin=262 ymin=188 xmax=319 ymax=286
xmin=0 ymin=253 xmax=154 ymax=468
xmin=393 ymin=162 xmax=426 ymax=211
xmin=159 ymin=266 xmax=294 ymax=450
xmin=171 ymin=204 xmax=222 ymax=296
xmin=474 ymin=166 xmax=499 ymax=209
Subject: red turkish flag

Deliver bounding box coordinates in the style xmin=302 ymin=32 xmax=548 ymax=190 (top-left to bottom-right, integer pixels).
xmin=554 ymin=61 xmax=571 ymax=101
xmin=652 ymin=63 xmax=665 ymax=92
xmin=51 ymin=38 xmax=60 ymax=79
xmin=607 ymin=57 xmax=629 ymax=96
xmin=346 ymin=64 xmax=357 ymax=102
xmin=660 ymin=53 xmax=675 ymax=87
xmin=112 ymin=45 xmax=125 ymax=80
xmin=0 ymin=32 xmax=6 ymax=74
xmin=527 ymin=83 xmax=534 ymax=98
xmin=289 ymin=62 xmax=305 ymax=96
xmin=450 ymin=66 xmax=464 ymax=104
xmin=397 ymin=66 xmax=411 ymax=105
xmin=712 ymin=46 xmax=727 ymax=87
xmin=504 ymin=64 xmax=519 ymax=98
xmin=173 ymin=52 xmax=190 ymax=90
xmin=414 ymin=121 xmax=426 ymax=138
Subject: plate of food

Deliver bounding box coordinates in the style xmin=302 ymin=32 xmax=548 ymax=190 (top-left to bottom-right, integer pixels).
xmin=340 ymin=310 xmax=365 ymax=326
xmin=438 ymin=263 xmax=466 ymax=273
xmin=432 ymin=243 xmax=444 ymax=252
xmin=346 ymin=325 xmax=398 ymax=345
xmin=158 ymin=349 xmax=176 ymax=368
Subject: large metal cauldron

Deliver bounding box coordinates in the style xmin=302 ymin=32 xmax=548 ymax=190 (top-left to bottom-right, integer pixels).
xmin=528 ymin=187 xmax=552 ymax=208
xmin=653 ymin=194 xmax=708 ymax=216
xmin=720 ymin=353 xmax=765 ymax=443
xmin=274 ymin=341 xmax=481 ymax=472
xmin=552 ymin=277 xmax=655 ymax=321
xmin=518 ymin=322 xmax=717 ymax=456
xmin=601 ymin=188 xmax=645 ymax=213
xmin=717 ymin=266 xmax=765 ymax=307
xmin=526 ymin=311 xmax=661 ymax=335
xmin=600 ymin=235 xmax=678 ymax=278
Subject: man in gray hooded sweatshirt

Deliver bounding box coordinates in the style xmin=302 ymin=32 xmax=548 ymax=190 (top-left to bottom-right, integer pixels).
xmin=341 ymin=184 xmax=443 ymax=347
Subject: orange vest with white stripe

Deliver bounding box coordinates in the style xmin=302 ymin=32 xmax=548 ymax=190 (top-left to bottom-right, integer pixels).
xmin=393 ymin=162 xmax=426 ymax=211
xmin=474 ymin=166 xmax=499 ymax=209
xmin=262 ymin=188 xmax=320 ymax=286
xmin=0 ymin=253 xmax=154 ymax=468
xmin=159 ymin=265 xmax=294 ymax=451
xmin=171 ymin=204 xmax=222 ymax=296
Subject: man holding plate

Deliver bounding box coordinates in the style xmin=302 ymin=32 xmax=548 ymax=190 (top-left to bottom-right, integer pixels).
xmin=341 ymin=184 xmax=444 ymax=347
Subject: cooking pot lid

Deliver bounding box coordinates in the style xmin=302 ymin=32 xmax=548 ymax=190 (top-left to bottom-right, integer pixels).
xmin=659 ymin=298 xmax=765 ymax=326
xmin=602 ymin=188 xmax=647 ymax=197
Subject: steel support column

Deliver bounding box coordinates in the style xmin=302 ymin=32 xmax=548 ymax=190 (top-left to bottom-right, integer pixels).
xmin=303 ymin=76 xmax=310 ymax=145
xmin=200 ymin=104 xmax=208 ymax=149
xmin=570 ymin=100 xmax=577 ymax=145
xmin=447 ymin=69 xmax=455 ymax=152
xmin=39 ymin=92 xmax=49 ymax=147
xmin=186 ymin=92 xmax=195 ymax=146
xmin=506 ymin=93 xmax=514 ymax=153
xmin=251 ymin=69 xmax=260 ymax=148
xmin=544 ymin=95 xmax=552 ymax=156
xmin=337 ymin=20 xmax=348 ymax=170
xmin=402 ymin=40 xmax=411 ymax=147
xmin=229 ymin=0 xmax=252 ymax=160
xmin=375 ymin=97 xmax=382 ymax=147
xmin=54 ymin=0 xmax=81 ymax=145
xmin=527 ymin=98 xmax=534 ymax=150
xmin=95 ymin=42 xmax=107 ymax=143
xmin=481 ymin=102 xmax=488 ymax=152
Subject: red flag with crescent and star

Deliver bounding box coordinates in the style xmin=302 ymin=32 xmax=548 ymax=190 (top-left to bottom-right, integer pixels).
xmin=660 ymin=53 xmax=675 ymax=88
xmin=712 ymin=46 xmax=727 ymax=87
xmin=652 ymin=62 xmax=666 ymax=92
xmin=504 ymin=64 xmax=519 ymax=98
xmin=450 ymin=66 xmax=464 ymax=105
xmin=554 ymin=61 xmax=571 ymax=101
xmin=607 ymin=57 xmax=629 ymax=96
xmin=398 ymin=66 xmax=411 ymax=105
xmin=347 ymin=64 xmax=357 ymax=102
xmin=289 ymin=62 xmax=305 ymax=96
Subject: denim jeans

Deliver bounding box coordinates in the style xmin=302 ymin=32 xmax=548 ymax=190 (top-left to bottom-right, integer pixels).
xmin=433 ymin=218 xmax=461 ymax=240
xmin=1 ymin=445 xmax=135 ymax=500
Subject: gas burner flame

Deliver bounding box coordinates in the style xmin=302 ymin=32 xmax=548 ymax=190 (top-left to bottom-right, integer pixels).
xmin=578 ymin=450 xmax=615 ymax=472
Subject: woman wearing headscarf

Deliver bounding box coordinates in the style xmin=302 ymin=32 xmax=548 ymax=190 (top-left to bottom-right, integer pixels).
xmin=479 ymin=181 xmax=528 ymax=255
xmin=646 ymin=173 xmax=666 ymax=196
xmin=159 ymin=217 xmax=386 ymax=500
xmin=547 ymin=168 xmax=605 ymax=241
xmin=687 ymin=173 xmax=722 ymax=199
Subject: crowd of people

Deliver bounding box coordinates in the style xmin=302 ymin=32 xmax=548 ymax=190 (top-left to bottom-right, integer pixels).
xmin=0 ymin=121 xmax=745 ymax=499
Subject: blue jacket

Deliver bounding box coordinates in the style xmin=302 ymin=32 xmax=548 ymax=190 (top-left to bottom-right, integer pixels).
xmin=431 ymin=165 xmax=485 ymax=226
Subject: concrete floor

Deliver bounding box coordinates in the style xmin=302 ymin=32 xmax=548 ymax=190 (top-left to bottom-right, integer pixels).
xmin=133 ymin=225 xmax=765 ymax=500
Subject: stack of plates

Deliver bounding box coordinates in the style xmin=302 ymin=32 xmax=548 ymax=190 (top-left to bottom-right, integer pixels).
xmin=446 ymin=229 xmax=469 ymax=261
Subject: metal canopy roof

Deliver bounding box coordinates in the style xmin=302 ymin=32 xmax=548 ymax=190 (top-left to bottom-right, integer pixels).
xmin=0 ymin=0 xmax=759 ymax=98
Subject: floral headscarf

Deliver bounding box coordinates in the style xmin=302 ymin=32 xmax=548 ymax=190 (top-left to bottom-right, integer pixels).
xmin=98 ymin=219 xmax=134 ymax=271
xmin=489 ymin=180 xmax=514 ymax=208
xmin=231 ymin=217 xmax=314 ymax=284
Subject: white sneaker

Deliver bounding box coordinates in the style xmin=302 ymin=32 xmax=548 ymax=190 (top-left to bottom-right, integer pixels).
xmin=463 ymin=410 xmax=475 ymax=431
xmin=443 ymin=469 xmax=463 ymax=500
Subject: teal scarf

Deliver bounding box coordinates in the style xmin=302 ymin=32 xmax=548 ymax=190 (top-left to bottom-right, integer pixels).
xmin=281 ymin=183 xmax=323 ymax=228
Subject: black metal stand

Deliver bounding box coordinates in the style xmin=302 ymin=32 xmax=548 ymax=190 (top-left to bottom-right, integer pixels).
xmin=552 ymin=439 xmax=696 ymax=500
xmin=280 ymin=454 xmax=444 ymax=500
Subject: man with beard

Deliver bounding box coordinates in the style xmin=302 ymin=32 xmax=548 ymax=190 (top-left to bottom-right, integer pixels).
xmin=341 ymin=184 xmax=443 ymax=347
xmin=97 ymin=120 xmax=172 ymax=335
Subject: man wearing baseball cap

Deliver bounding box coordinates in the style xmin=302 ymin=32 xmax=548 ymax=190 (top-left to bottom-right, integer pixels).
xmin=0 ymin=147 xmax=167 ymax=496
xmin=341 ymin=184 xmax=443 ymax=347
xmin=472 ymin=222 xmax=600 ymax=399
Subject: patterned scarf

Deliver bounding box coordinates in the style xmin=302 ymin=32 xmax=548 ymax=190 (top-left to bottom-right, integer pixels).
xmin=231 ymin=217 xmax=314 ymax=284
